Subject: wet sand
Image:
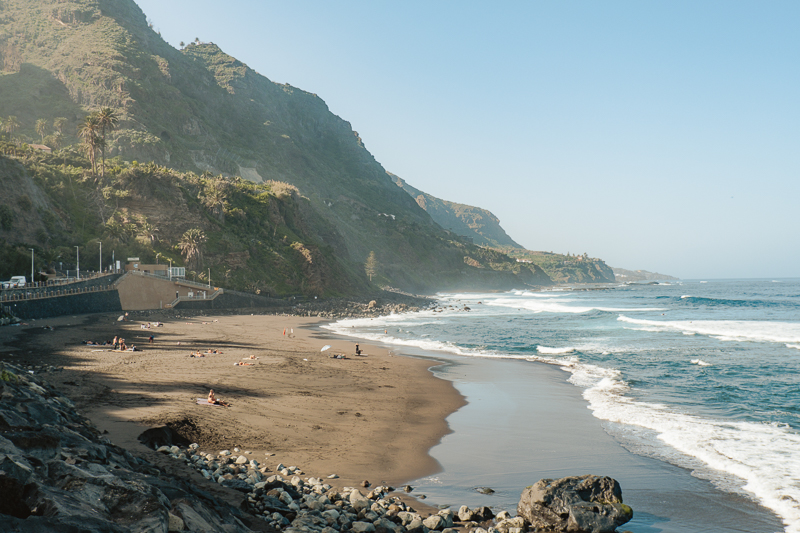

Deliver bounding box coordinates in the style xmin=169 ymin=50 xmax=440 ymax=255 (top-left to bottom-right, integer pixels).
xmin=0 ymin=312 xmax=464 ymax=511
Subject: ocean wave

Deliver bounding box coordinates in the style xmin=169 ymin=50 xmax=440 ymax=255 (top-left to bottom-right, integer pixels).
xmin=617 ymin=316 xmax=800 ymax=345
xmin=322 ymin=319 xmax=529 ymax=361
xmin=581 ymin=374 xmax=800 ymax=532
xmin=536 ymin=346 xmax=575 ymax=354
xmin=486 ymin=297 xmax=666 ymax=315
xmin=679 ymin=295 xmax=793 ymax=309
xmin=326 ymin=305 xmax=800 ymax=531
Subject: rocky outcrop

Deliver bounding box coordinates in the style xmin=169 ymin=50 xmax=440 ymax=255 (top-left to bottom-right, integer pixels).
xmin=390 ymin=173 xmax=522 ymax=249
xmin=0 ymin=363 xmax=253 ymax=532
xmin=517 ymin=475 xmax=633 ymax=533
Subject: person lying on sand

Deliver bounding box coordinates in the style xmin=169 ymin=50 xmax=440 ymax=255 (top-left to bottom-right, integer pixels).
xmin=245 ymin=355 xmax=259 ymax=360
xmin=189 ymin=351 xmax=205 ymax=358
xmin=233 ymin=362 xmax=254 ymax=366
xmin=208 ymin=389 xmax=229 ymax=406
xmin=330 ymin=353 xmax=348 ymax=359
xmin=205 ymin=349 xmax=222 ymax=354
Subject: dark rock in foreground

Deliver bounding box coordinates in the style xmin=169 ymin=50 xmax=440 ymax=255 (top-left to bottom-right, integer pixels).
xmin=517 ymin=475 xmax=633 ymax=533
xmin=0 ymin=363 xmax=252 ymax=533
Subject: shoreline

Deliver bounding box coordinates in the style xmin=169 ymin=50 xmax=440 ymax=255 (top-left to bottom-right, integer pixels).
xmin=0 ymin=310 xmax=464 ymax=515
xmin=324 ymin=316 xmax=787 ymax=533
xmin=1 ymin=304 xmax=787 ymax=532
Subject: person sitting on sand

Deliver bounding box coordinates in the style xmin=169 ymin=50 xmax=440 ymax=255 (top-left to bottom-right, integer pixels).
xmin=208 ymin=389 xmax=229 ymax=406
xmin=246 ymin=355 xmax=258 ymax=360
xmin=190 ymin=351 xmax=205 ymax=358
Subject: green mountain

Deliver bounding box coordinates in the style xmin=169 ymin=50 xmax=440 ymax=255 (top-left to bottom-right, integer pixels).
xmin=389 ymin=173 xmax=521 ymax=248
xmin=389 ymin=174 xmax=615 ymax=284
xmin=0 ymin=0 xmax=552 ymax=293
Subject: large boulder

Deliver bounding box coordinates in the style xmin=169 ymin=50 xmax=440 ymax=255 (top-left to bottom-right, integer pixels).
xmin=517 ymin=475 xmax=633 ymax=533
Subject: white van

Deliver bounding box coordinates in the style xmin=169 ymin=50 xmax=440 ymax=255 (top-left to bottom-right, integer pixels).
xmin=1 ymin=276 xmax=26 ymax=288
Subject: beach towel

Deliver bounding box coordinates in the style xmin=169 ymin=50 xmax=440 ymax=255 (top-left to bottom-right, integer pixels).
xmin=196 ymin=398 xmax=223 ymax=406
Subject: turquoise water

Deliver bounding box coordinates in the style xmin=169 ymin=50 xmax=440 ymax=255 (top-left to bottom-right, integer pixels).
xmin=325 ymin=279 xmax=800 ymax=532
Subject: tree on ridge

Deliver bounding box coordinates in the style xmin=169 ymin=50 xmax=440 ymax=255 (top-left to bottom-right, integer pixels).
xmin=95 ymin=108 xmax=119 ymax=178
xmin=78 ymin=115 xmax=100 ymax=177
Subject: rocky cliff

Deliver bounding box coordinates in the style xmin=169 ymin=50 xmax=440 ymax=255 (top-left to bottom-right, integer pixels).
xmin=390 ymin=173 xmax=521 ymax=249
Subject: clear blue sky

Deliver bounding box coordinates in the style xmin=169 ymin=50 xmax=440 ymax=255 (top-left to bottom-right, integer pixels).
xmin=134 ymin=0 xmax=799 ymax=279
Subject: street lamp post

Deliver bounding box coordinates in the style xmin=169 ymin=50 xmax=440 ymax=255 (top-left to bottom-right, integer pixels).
xmin=29 ymin=248 xmax=34 ymax=286
xmin=75 ymin=246 xmax=80 ymax=280
xmin=169 ymin=259 xmax=172 ymax=281
xmin=208 ymin=268 xmax=211 ymax=288
xmin=98 ymin=241 xmax=102 ymax=273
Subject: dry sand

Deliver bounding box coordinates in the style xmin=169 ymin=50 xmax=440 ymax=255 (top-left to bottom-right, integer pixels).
xmin=0 ymin=311 xmax=465 ymax=511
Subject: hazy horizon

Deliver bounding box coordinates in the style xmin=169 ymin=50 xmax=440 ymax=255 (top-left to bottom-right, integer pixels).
xmin=134 ymin=1 xmax=799 ymax=279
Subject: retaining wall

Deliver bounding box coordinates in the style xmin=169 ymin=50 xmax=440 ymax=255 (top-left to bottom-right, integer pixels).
xmin=174 ymin=290 xmax=282 ymax=311
xmin=3 ymin=291 xmax=122 ymax=320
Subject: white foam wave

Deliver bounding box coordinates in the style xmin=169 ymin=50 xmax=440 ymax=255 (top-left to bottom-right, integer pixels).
xmin=581 ymin=375 xmax=800 ymax=532
xmin=681 ymin=295 xmax=692 ymax=299
xmin=536 ymin=346 xmax=575 ymax=355
xmin=787 ymin=344 xmax=800 ymax=350
xmin=322 ymin=317 xmax=529 ymax=362
xmin=487 ymin=298 xmax=666 ymax=315
xmin=618 ymin=316 xmax=800 ymax=345
xmin=326 ymin=308 xmax=800 ymax=531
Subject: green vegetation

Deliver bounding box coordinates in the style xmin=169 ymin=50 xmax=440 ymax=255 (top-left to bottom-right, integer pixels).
xmin=0 ymin=0 xmax=557 ymax=294
xmin=0 ymin=144 xmax=367 ymax=295
xmin=499 ymin=248 xmax=615 ymax=283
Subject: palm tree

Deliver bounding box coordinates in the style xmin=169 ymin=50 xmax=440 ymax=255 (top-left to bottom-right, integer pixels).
xmin=137 ymin=221 xmax=159 ymax=245
xmin=178 ymin=228 xmax=206 ymax=270
xmin=4 ymin=115 xmax=20 ymax=140
xmin=53 ymin=117 xmax=67 ymax=135
xmin=49 ymin=131 xmax=63 ymax=150
xmin=201 ymin=181 xmax=227 ymax=222
xmin=35 ymin=119 xmax=48 ymax=143
xmin=95 ymin=108 xmax=119 ymax=178
xmin=78 ymin=115 xmax=100 ymax=176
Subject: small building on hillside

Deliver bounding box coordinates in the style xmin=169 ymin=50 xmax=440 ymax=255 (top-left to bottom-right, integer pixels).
xmin=29 ymin=144 xmax=52 ymax=154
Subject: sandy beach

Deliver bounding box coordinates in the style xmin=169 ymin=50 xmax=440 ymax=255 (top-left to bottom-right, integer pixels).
xmin=0 ymin=311 xmax=464 ymax=513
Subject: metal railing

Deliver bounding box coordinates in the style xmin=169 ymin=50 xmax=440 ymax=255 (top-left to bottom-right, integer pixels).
xmin=0 ymin=283 xmax=117 ymax=302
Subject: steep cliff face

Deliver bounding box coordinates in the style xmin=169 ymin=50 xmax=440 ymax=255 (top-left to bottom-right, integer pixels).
xmin=0 ymin=0 xmax=551 ymax=292
xmin=390 ymin=173 xmax=521 ymax=248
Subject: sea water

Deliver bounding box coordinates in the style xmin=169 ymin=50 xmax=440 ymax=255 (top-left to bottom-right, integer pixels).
xmin=324 ymin=279 xmax=800 ymax=532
